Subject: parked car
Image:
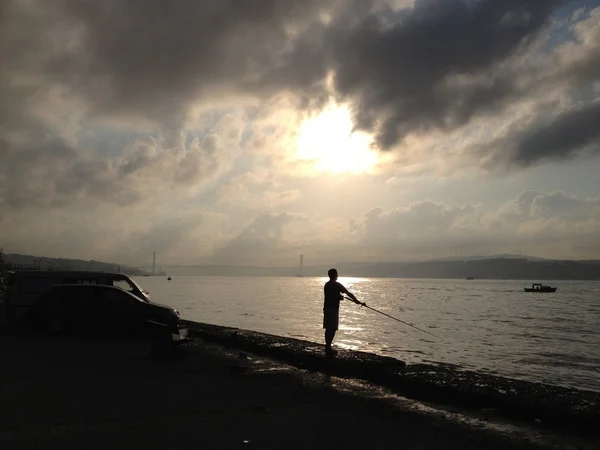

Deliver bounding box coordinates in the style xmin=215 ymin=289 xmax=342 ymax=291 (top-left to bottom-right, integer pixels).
xmin=29 ymin=284 xmax=188 ymax=342
xmin=2 ymin=270 xmax=151 ymax=321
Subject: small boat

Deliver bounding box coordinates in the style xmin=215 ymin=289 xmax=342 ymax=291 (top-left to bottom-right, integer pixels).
xmin=167 ymin=276 xmax=172 ymax=281
xmin=524 ymin=283 xmax=557 ymax=293
xmin=465 ymin=276 xmax=474 ymax=280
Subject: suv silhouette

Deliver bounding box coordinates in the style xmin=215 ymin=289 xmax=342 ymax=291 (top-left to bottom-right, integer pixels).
xmin=30 ymin=284 xmax=187 ymax=341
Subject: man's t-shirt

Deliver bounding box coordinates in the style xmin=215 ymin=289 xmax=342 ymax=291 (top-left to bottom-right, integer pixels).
xmin=324 ymin=280 xmax=346 ymax=309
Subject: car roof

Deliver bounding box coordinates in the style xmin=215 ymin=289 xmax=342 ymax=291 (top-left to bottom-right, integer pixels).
xmin=12 ymin=270 xmax=126 ymax=277
xmin=54 ymin=283 xmax=110 ymax=288
xmin=50 ymin=284 xmax=129 ymax=293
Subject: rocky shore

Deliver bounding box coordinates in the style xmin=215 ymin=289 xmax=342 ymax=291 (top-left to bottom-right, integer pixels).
xmin=182 ymin=320 xmax=600 ymax=435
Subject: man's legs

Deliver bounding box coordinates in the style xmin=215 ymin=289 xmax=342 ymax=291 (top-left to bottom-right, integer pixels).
xmin=325 ymin=328 xmax=336 ymax=350
xmin=323 ymin=308 xmax=339 ymax=354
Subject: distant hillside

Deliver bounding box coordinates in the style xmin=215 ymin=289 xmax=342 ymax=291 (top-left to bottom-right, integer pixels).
xmin=426 ymin=254 xmax=549 ymax=262
xmin=345 ymin=258 xmax=600 ymax=280
xmin=3 ymin=252 xmax=599 ymax=280
xmin=162 ymin=257 xmax=600 ymax=280
xmin=0 ymin=252 xmax=149 ymax=276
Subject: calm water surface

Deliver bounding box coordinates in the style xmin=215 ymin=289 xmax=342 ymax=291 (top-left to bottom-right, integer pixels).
xmin=139 ymin=277 xmax=600 ymax=392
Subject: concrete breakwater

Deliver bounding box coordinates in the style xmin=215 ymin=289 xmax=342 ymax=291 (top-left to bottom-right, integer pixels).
xmin=183 ymin=320 xmax=600 ymax=435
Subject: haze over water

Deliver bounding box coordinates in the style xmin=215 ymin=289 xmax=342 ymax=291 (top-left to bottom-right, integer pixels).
xmin=140 ymin=277 xmax=600 ymax=393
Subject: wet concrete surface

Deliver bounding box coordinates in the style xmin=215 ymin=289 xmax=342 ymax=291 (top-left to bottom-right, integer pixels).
xmin=183 ymin=320 xmax=600 ymax=436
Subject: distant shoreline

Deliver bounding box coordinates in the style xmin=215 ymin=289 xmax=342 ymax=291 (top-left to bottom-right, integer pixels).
xmin=4 ymin=253 xmax=600 ymax=280
xmin=155 ymin=258 xmax=600 ymax=280
xmin=146 ymin=273 xmax=600 ymax=282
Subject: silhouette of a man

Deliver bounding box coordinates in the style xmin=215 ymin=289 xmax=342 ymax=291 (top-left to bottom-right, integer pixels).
xmin=323 ymin=268 xmax=364 ymax=355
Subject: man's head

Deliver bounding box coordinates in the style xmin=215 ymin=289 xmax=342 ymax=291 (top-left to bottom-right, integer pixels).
xmin=327 ymin=268 xmax=338 ymax=280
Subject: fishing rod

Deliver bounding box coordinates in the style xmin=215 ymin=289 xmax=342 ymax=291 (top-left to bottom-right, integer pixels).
xmin=343 ymin=296 xmax=441 ymax=339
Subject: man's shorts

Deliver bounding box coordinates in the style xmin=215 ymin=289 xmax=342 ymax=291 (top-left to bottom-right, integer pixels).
xmin=323 ymin=308 xmax=339 ymax=330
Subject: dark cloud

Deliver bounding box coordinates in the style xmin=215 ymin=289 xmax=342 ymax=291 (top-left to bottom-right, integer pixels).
xmin=287 ymin=0 xmax=566 ymax=148
xmin=513 ymin=101 xmax=600 ymax=166
xmin=477 ymin=100 xmax=600 ymax=170
xmin=52 ymin=0 xmax=343 ymax=125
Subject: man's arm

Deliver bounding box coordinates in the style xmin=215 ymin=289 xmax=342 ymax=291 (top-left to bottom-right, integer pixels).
xmin=339 ymin=284 xmax=365 ymax=305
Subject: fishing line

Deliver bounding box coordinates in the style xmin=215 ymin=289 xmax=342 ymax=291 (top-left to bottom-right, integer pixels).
xmin=343 ymin=295 xmax=441 ymax=339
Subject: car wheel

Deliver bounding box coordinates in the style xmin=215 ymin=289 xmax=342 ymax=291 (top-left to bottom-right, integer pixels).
xmin=47 ymin=316 xmax=67 ymax=335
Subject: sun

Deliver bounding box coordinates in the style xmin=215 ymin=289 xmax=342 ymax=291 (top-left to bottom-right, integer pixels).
xmin=296 ymin=106 xmax=378 ymax=174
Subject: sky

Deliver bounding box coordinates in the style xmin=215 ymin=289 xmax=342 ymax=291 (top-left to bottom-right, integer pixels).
xmin=1 ymin=0 xmax=600 ymax=267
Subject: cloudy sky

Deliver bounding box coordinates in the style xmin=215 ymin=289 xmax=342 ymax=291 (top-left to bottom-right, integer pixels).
xmin=1 ymin=0 xmax=600 ymax=267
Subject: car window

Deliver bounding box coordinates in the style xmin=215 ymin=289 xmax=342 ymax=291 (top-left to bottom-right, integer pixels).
xmin=101 ymin=289 xmax=134 ymax=309
xmin=111 ymin=278 xmax=136 ymax=293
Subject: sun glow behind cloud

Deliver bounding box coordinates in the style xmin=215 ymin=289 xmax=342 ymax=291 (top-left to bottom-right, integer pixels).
xmin=296 ymin=106 xmax=378 ymax=174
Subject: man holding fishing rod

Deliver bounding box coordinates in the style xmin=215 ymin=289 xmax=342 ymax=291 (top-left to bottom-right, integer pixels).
xmin=323 ymin=268 xmax=365 ymax=355
xmin=323 ymin=270 xmax=440 ymax=355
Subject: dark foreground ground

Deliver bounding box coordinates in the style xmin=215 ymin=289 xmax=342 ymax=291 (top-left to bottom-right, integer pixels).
xmin=0 ymin=323 xmax=598 ymax=450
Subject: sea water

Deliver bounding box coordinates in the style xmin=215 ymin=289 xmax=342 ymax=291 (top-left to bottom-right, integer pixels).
xmin=139 ymin=276 xmax=600 ymax=392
